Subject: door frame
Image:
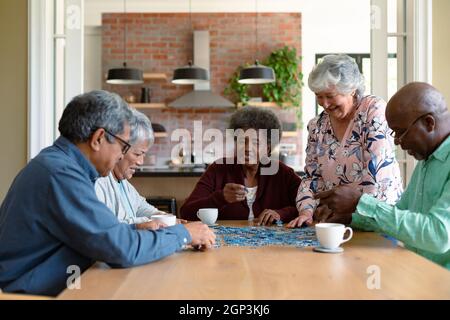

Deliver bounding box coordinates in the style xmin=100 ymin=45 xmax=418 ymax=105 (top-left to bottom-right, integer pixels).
xmin=370 ymin=0 xmax=432 ymax=185
xmin=28 ymin=0 xmax=84 ymax=160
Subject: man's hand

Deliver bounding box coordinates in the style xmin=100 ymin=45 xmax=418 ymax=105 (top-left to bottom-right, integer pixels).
xmin=223 ymin=183 xmax=246 ymax=203
xmin=286 ymin=209 xmax=313 ymax=228
xmin=255 ymin=209 xmax=281 ymax=226
xmin=135 ymin=220 xmax=167 ymax=230
xmin=313 ymin=204 xmax=333 ymax=223
xmin=323 ymin=212 xmax=353 ymax=225
xmin=314 ymin=185 xmax=362 ymax=215
xmin=184 ymin=222 xmax=216 ymax=250
xmin=314 ymin=185 xmax=362 ymax=224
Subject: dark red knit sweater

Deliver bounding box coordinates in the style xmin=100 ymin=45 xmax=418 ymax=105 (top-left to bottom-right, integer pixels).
xmin=180 ymin=159 xmax=301 ymax=222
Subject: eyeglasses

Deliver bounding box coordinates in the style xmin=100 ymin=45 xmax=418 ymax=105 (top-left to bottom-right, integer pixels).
xmin=102 ymin=128 xmax=131 ymax=155
xmin=390 ymin=113 xmax=432 ymax=142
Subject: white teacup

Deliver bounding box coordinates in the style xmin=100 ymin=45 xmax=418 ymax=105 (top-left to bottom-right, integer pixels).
xmin=151 ymin=214 xmax=176 ymax=227
xmin=197 ymin=208 xmax=218 ymax=225
xmin=315 ymin=223 xmax=353 ymax=249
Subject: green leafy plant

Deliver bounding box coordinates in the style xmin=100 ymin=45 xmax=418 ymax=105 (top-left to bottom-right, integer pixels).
xmin=262 ymin=46 xmax=303 ymax=107
xmin=224 ymin=66 xmax=250 ymax=105
xmin=224 ymin=46 xmax=303 ymax=110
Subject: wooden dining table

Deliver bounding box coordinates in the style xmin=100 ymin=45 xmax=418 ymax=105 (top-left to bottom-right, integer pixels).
xmin=58 ymin=220 xmax=450 ymax=300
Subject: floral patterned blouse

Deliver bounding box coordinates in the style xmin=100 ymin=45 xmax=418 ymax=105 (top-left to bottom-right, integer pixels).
xmin=296 ymin=95 xmax=403 ymax=214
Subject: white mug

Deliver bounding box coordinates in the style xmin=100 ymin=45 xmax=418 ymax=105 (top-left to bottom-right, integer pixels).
xmin=315 ymin=223 xmax=353 ymax=249
xmin=151 ymin=214 xmax=176 ymax=227
xmin=197 ymin=208 xmax=218 ymax=225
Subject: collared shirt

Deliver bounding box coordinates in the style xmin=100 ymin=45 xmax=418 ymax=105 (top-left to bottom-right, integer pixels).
xmin=95 ymin=172 xmax=159 ymax=224
xmin=352 ymin=135 xmax=450 ymax=269
xmin=0 ymin=136 xmax=191 ymax=296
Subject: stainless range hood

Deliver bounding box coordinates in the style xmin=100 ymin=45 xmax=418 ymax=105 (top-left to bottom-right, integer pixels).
xmin=169 ymin=31 xmax=235 ymax=108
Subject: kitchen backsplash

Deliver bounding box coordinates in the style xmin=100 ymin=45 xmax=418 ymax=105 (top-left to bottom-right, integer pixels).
xmin=141 ymin=107 xmax=302 ymax=168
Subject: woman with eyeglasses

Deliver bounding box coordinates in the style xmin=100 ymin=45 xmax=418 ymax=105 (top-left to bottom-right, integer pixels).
xmin=287 ymin=54 xmax=403 ymax=228
xmin=95 ymin=108 xmax=186 ymax=230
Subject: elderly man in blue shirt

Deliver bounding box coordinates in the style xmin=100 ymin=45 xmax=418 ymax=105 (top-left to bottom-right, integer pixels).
xmin=0 ymin=90 xmax=215 ymax=296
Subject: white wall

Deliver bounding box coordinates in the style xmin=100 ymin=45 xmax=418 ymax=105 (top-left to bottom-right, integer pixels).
xmin=433 ymin=0 xmax=450 ymax=104
xmin=84 ymin=26 xmax=102 ymax=92
xmin=84 ymin=0 xmax=371 ymax=166
xmin=0 ymin=0 xmax=27 ymax=201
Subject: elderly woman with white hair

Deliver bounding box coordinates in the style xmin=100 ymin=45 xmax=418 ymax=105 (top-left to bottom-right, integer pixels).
xmin=287 ymin=54 xmax=403 ymax=228
xmin=95 ymin=109 xmax=181 ymax=230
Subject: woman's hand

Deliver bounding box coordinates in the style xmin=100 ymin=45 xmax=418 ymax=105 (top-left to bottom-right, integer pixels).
xmin=135 ymin=220 xmax=167 ymax=230
xmin=177 ymin=218 xmax=188 ymax=224
xmin=255 ymin=209 xmax=281 ymax=226
xmin=223 ymin=183 xmax=246 ymax=203
xmin=286 ymin=210 xmax=313 ymax=228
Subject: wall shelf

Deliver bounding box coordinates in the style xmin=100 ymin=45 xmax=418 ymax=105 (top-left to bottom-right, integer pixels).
xmin=282 ymin=131 xmax=298 ymax=138
xmin=129 ymin=103 xmax=167 ymax=109
xmin=104 ymin=73 xmax=167 ymax=82
xmin=143 ymin=73 xmax=167 ymax=81
xmin=154 ymin=132 xmax=168 ymax=138
xmin=237 ymin=102 xmax=295 ymax=108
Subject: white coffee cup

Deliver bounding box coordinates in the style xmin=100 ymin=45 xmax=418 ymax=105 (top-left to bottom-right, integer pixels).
xmin=151 ymin=214 xmax=176 ymax=227
xmin=315 ymin=223 xmax=353 ymax=249
xmin=197 ymin=208 xmax=218 ymax=225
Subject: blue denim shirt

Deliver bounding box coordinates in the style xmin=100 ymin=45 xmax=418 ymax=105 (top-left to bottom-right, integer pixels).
xmin=0 ymin=137 xmax=191 ymax=296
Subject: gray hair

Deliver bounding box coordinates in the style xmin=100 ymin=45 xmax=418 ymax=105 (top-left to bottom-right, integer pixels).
xmin=308 ymin=54 xmax=365 ymax=101
xmin=58 ymin=90 xmax=132 ymax=143
xmin=228 ymin=107 xmax=282 ymax=144
xmin=129 ymin=108 xmax=154 ymax=146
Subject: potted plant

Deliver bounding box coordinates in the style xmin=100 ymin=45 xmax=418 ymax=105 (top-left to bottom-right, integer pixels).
xmin=225 ymin=47 xmax=302 ymax=106
xmin=223 ymin=66 xmax=251 ymax=106
xmin=262 ymin=46 xmax=302 ymax=108
xmin=224 ymin=46 xmax=303 ymax=125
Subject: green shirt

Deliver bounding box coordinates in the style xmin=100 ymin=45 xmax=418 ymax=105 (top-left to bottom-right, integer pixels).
xmin=352 ymin=136 xmax=450 ymax=270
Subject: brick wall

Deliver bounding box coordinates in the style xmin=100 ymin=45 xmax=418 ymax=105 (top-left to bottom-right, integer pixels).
xmin=102 ymin=13 xmax=302 ymax=166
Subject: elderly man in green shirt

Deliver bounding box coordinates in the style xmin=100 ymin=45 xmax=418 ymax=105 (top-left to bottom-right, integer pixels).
xmin=315 ymin=82 xmax=450 ymax=269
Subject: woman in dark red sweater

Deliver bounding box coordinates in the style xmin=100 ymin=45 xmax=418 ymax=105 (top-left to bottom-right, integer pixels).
xmin=180 ymin=107 xmax=302 ymax=225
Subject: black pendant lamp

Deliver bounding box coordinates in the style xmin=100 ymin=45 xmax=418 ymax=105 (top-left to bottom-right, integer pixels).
xmin=172 ymin=0 xmax=209 ymax=85
xmin=238 ymin=0 xmax=275 ymax=85
xmin=172 ymin=60 xmax=208 ymax=85
xmin=107 ymin=62 xmax=143 ymax=85
xmin=106 ymin=0 xmax=143 ymax=85
xmin=238 ymin=60 xmax=275 ymax=84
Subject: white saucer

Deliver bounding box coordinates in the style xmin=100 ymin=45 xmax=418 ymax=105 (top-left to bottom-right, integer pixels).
xmin=208 ymin=223 xmax=219 ymax=227
xmin=313 ymin=246 xmax=344 ymax=253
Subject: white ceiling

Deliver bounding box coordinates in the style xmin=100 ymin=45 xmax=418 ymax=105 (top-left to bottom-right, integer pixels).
xmin=85 ymin=0 xmax=308 ymax=26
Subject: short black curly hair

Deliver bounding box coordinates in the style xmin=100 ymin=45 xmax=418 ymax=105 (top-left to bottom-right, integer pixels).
xmin=228 ymin=107 xmax=282 ymax=144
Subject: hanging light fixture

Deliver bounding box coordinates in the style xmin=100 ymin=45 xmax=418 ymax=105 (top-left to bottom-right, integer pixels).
xmin=172 ymin=60 xmax=208 ymax=85
xmin=106 ymin=0 xmax=143 ymax=85
xmin=172 ymin=0 xmax=209 ymax=85
xmin=238 ymin=0 xmax=275 ymax=84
